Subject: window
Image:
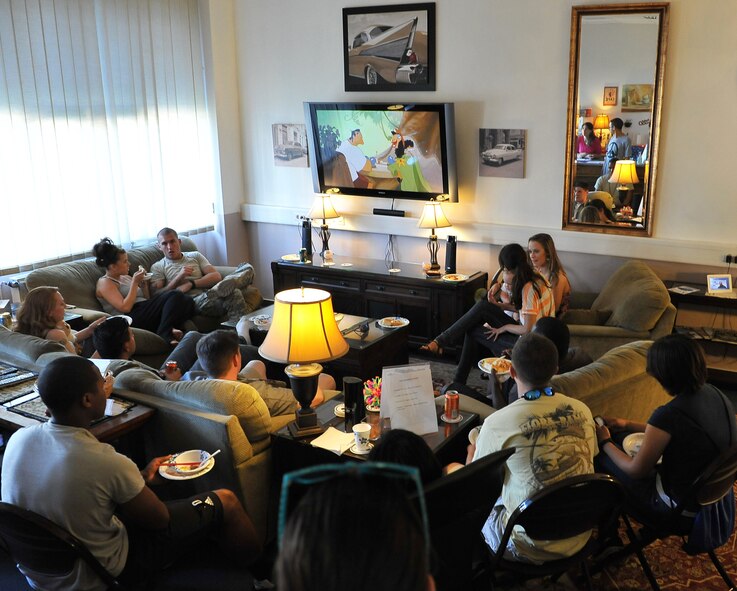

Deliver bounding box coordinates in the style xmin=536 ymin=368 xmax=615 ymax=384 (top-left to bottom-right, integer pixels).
xmin=0 ymin=0 xmax=217 ymax=273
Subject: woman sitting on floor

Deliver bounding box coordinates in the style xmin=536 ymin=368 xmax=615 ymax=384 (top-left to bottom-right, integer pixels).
xmin=596 ymin=334 xmax=737 ymax=525
xmin=14 ymin=285 xmax=106 ymax=356
xmin=527 ymin=233 xmax=571 ymax=316
xmin=94 ymin=237 xmax=194 ymax=346
xmin=421 ymin=243 xmax=554 ymax=387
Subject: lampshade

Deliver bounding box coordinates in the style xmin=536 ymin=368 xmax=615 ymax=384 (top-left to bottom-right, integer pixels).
xmin=418 ymin=201 xmax=452 ymax=230
xmin=609 ymin=159 xmax=639 ymax=184
xmin=593 ymin=114 xmax=610 ymax=130
xmin=308 ymin=194 xmax=340 ymax=221
xmin=258 ymin=288 xmax=348 ymax=364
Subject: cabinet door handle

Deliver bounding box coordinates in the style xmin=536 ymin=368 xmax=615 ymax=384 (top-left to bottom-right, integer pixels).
xmin=310 ymin=277 xmax=318 ymax=282
xmin=409 ymin=290 xmax=417 ymax=295
xmin=340 ymin=281 xmax=348 ymax=287
xmin=377 ymin=286 xmax=385 ymax=291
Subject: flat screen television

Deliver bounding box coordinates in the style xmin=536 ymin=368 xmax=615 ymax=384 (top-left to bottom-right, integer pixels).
xmin=304 ymin=102 xmax=457 ymax=202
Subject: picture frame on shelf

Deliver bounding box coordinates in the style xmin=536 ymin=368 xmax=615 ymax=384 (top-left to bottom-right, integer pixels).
xmin=342 ymin=3 xmax=435 ymax=92
xmin=603 ymin=86 xmax=617 ymax=106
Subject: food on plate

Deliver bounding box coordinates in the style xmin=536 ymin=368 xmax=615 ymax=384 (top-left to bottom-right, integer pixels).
xmin=445 ymin=274 xmax=461 ymax=281
xmin=383 ymin=317 xmax=404 ymax=327
xmin=490 ymin=358 xmax=512 ymax=373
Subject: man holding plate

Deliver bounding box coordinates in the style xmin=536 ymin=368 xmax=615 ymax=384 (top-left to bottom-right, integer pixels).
xmin=1 ymin=356 xmax=261 ymax=590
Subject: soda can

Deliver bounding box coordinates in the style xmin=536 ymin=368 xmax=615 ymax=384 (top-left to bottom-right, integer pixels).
xmin=444 ymin=390 xmax=460 ymax=421
xmin=165 ymin=361 xmax=178 ymax=370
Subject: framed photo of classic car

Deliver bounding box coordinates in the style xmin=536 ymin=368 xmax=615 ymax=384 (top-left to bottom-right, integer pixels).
xmin=342 ymin=3 xmax=435 ymax=92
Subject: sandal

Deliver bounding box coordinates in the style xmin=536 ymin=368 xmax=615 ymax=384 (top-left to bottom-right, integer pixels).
xmin=420 ymin=339 xmax=443 ymax=356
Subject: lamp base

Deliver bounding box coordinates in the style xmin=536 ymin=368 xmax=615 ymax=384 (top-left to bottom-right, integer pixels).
xmin=425 ymin=262 xmax=442 ymax=277
xmin=287 ymin=410 xmax=324 ymax=439
xmin=285 ymin=363 xmax=324 ymax=439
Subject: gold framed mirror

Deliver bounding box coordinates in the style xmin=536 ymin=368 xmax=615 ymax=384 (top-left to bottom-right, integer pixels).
xmin=562 ymin=3 xmax=669 ymax=236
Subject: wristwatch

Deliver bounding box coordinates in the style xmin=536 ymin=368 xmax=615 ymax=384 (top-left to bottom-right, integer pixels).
xmin=189 ymin=279 xmax=197 ymax=288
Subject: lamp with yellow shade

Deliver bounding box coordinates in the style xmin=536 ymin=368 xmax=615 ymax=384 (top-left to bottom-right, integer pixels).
xmin=593 ymin=114 xmax=610 ymax=149
xmin=418 ymin=197 xmax=452 ymax=277
xmin=608 ymin=159 xmax=639 ymax=208
xmin=308 ymin=190 xmax=341 ymax=260
xmin=258 ymin=288 xmax=348 ymax=438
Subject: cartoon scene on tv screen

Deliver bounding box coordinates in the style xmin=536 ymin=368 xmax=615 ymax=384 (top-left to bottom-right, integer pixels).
xmin=314 ymin=108 xmax=444 ymax=194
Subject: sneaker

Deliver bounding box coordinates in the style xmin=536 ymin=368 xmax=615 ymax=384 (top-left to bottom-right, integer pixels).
xmin=253 ymin=579 xmax=275 ymax=590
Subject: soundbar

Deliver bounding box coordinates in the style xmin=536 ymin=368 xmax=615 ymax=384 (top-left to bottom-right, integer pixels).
xmin=373 ymin=208 xmax=405 ymax=217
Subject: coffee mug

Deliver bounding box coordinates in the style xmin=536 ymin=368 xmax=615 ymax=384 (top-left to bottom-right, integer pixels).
xmin=352 ymin=423 xmax=372 ymax=452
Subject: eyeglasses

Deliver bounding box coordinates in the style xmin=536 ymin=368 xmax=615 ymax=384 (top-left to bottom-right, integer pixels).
xmin=278 ymin=462 xmax=430 ymax=556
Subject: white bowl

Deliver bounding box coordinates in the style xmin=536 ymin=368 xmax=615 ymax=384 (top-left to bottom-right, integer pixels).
xmin=171 ymin=449 xmax=211 ymax=475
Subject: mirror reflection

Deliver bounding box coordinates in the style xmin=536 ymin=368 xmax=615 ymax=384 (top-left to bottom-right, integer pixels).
xmin=563 ymin=4 xmax=669 ymax=236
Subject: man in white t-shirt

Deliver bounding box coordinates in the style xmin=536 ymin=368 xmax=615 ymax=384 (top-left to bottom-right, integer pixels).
xmin=1 ymin=356 xmax=261 ymax=590
xmin=150 ymin=227 xmax=258 ymax=321
xmin=470 ymin=332 xmax=598 ymax=563
xmin=336 ymin=129 xmax=373 ymax=188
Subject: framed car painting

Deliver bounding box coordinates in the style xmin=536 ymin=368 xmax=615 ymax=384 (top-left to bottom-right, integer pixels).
xmin=342 ymin=3 xmax=436 ymax=92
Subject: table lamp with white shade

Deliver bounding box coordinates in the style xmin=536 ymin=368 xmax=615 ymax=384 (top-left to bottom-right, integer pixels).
xmin=308 ymin=190 xmax=340 ymax=260
xmin=418 ymin=197 xmax=452 ymax=277
xmin=608 ymin=159 xmax=639 ymax=207
xmin=258 ymin=287 xmax=348 ymax=438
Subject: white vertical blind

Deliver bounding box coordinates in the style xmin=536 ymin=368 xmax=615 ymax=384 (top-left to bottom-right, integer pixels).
xmin=0 ymin=0 xmax=216 ymax=272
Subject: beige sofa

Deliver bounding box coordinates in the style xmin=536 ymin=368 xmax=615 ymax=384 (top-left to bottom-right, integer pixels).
xmin=551 ymin=340 xmax=670 ymax=423
xmin=562 ymin=260 xmax=676 ymax=360
xmin=24 ymin=237 xmax=262 ymax=367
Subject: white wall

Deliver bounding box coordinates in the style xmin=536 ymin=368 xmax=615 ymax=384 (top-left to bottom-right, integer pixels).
xmin=201 ymin=0 xmax=737 ymax=298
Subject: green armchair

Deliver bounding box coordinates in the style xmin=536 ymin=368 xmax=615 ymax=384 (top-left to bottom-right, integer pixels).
xmin=561 ymin=261 xmax=676 ymax=360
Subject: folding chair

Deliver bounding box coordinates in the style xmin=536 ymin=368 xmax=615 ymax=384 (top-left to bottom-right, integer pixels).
xmin=619 ymin=443 xmax=737 ymax=590
xmin=0 ymin=502 xmax=126 ymax=590
xmin=485 ymin=473 xmax=624 ymax=590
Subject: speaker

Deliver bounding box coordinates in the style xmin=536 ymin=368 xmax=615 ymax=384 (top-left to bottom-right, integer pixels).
xmin=343 ymin=376 xmax=364 ymax=428
xmin=445 ymin=235 xmax=457 ymax=274
xmin=301 ymin=219 xmax=312 ymax=257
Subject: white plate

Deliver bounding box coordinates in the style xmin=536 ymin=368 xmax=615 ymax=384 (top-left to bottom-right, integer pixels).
xmin=281 ymin=254 xmax=300 ymax=261
xmin=349 ymin=442 xmax=374 ymax=455
xmin=478 ymin=357 xmax=512 ymax=376
xmin=248 ymin=314 xmax=272 ymax=327
xmin=378 ymin=316 xmax=409 ymax=329
xmin=334 ymin=403 xmax=345 ymax=418
xmin=334 ymin=313 xmax=344 ymax=323
xmin=440 ymin=413 xmax=464 ymax=424
xmin=158 ymin=456 xmax=216 ymax=481
xmin=442 ymin=274 xmax=468 ymax=282
xmin=622 ymin=433 xmax=645 ymax=458
xmin=365 ymin=404 xmax=380 ymax=413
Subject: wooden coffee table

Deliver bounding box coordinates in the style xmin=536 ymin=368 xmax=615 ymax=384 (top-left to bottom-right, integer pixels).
xmin=271 ymin=395 xmax=478 ymax=478
xmin=224 ymin=307 xmax=409 ymax=383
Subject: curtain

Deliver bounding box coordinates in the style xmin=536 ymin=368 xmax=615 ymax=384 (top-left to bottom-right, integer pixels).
xmin=0 ymin=0 xmax=216 ymax=273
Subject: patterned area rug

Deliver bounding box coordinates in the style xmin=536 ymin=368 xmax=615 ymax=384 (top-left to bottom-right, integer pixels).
xmin=412 ymin=353 xmax=737 ymax=591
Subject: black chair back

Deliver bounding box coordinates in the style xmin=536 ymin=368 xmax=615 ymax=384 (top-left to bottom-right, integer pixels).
xmin=510 ymin=473 xmax=623 ymax=541
xmin=692 ymin=442 xmax=737 ymax=507
xmin=411 ymin=448 xmax=514 ymax=591
xmin=0 ymin=502 xmax=125 ymax=590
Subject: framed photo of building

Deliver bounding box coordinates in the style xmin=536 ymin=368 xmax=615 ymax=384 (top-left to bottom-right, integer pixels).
xmin=342 ymin=3 xmax=435 ymax=92
xmin=603 ymin=86 xmax=618 ymax=106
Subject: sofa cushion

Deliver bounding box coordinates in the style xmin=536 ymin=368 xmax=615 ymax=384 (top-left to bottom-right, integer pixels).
xmin=561 ymin=309 xmax=611 ymax=326
xmin=26 ymin=260 xmax=104 ymax=311
xmin=0 ymin=328 xmax=69 ymax=369
xmin=592 ymin=261 xmax=670 ymax=332
xmin=115 ymin=369 xmax=272 ymax=442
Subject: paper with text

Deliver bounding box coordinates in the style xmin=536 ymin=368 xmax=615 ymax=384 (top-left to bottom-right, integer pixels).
xmin=380 ymin=364 xmax=437 ymax=435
